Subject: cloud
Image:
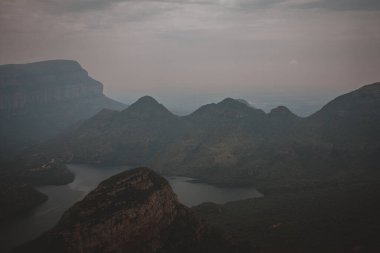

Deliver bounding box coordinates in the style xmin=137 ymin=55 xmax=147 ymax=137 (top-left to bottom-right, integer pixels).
xmin=294 ymin=0 xmax=380 ymax=11
xmin=32 ymin=0 xmax=216 ymax=14
xmin=2 ymin=0 xmax=380 ymax=22
xmin=226 ymin=0 xmax=287 ymax=10
xmin=46 ymin=0 xmax=125 ymax=12
xmin=2 ymin=0 xmax=288 ymax=16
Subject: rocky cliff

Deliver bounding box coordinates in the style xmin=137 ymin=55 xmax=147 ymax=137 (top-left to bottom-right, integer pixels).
xmin=15 ymin=168 xmax=253 ymax=253
xmin=0 ymin=60 xmax=103 ymax=111
xmin=0 ymin=60 xmax=126 ymax=159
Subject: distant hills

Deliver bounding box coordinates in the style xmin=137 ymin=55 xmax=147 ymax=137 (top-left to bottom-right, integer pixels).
xmin=29 ymin=82 xmax=380 ymax=188
xmin=0 ymin=60 xmax=126 ymax=159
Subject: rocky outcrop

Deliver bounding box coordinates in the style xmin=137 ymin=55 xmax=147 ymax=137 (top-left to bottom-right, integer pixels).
xmin=0 ymin=183 xmax=47 ymax=220
xmin=0 ymin=60 xmax=126 ymax=160
xmin=15 ymin=168 xmax=253 ymax=253
xmin=0 ymin=60 xmax=103 ymax=111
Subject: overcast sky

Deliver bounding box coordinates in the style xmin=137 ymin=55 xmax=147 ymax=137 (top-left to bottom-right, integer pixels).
xmin=1 ymin=0 xmax=379 ymax=115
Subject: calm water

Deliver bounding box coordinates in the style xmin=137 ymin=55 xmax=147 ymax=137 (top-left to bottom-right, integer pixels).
xmin=169 ymin=176 xmax=262 ymax=206
xmin=0 ymin=164 xmax=262 ymax=252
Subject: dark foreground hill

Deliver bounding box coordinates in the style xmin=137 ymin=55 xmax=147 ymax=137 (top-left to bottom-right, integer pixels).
xmin=0 ymin=60 xmax=126 ymax=160
xmin=0 ymin=183 xmax=47 ymax=221
xmin=14 ymin=168 xmax=253 ymax=253
xmin=29 ymin=82 xmax=380 ymax=188
xmin=194 ymin=181 xmax=380 ymax=253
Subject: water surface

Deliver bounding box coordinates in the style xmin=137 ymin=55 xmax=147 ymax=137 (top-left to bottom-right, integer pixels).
xmin=168 ymin=176 xmax=262 ymax=207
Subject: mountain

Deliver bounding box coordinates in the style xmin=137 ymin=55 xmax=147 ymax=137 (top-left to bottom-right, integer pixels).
xmin=24 ymin=82 xmax=380 ymax=188
xmin=123 ymin=95 xmax=175 ymax=119
xmin=307 ymin=82 xmax=380 ymax=144
xmin=268 ymin=106 xmax=298 ymax=121
xmin=0 ymin=60 xmax=126 ymax=159
xmin=236 ymin=99 xmax=256 ymax=108
xmin=47 ymin=96 xmax=180 ymax=166
xmin=14 ymin=168 xmax=253 ymax=253
xmin=152 ymin=98 xmax=270 ymax=179
xmin=30 ymin=94 xmax=300 ymax=185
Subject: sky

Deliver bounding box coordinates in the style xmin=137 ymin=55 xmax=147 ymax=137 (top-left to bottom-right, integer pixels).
xmin=0 ymin=0 xmax=380 ymax=116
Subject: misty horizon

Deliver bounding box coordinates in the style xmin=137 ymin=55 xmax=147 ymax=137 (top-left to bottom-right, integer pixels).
xmin=1 ymin=0 xmax=380 ymax=117
xmin=1 ymin=57 xmax=372 ymax=116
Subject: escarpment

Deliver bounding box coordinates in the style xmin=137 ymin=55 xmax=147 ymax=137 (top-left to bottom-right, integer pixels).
xmin=0 ymin=60 xmax=103 ymax=111
xmin=0 ymin=60 xmax=126 ymax=159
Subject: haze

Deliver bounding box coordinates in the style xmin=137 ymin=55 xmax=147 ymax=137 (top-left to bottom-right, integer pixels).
xmin=1 ymin=0 xmax=379 ymax=115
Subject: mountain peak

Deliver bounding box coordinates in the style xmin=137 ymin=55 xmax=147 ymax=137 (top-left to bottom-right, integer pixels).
xmin=136 ymin=95 xmax=160 ymax=105
xmin=124 ymin=96 xmax=173 ymax=117
xmin=269 ymin=106 xmax=298 ymax=118
xmin=216 ymin=98 xmax=263 ymax=114
xmin=128 ymin=96 xmax=162 ymax=108
xmin=190 ymin=98 xmax=264 ymax=120
xmin=218 ymin=98 xmax=248 ymax=108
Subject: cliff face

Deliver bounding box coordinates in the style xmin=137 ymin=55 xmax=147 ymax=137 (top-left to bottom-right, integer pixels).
xmin=0 ymin=60 xmax=126 ymax=159
xmin=15 ymin=168 xmax=252 ymax=253
xmin=0 ymin=60 xmax=103 ymax=112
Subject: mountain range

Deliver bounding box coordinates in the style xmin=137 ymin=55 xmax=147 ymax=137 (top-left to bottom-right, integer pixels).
xmin=27 ymin=82 xmax=380 ymax=188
